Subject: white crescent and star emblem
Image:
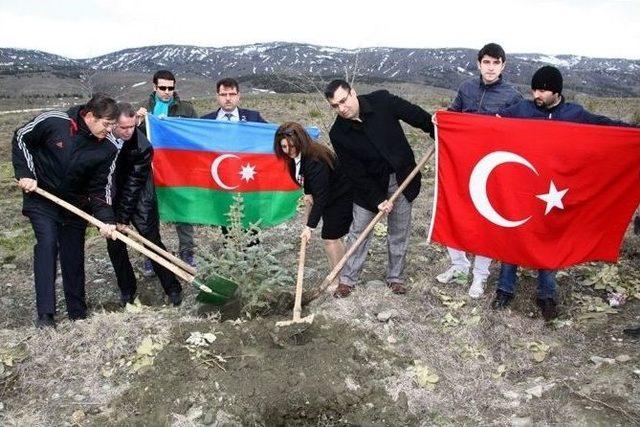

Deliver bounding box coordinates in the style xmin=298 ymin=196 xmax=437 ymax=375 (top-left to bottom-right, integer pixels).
xmin=468 ymin=151 xmax=569 ymax=228
xmin=210 ymin=154 xmax=257 ymax=190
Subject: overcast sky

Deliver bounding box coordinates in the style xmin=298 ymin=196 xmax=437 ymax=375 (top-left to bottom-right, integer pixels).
xmin=2 ymin=0 xmax=639 ymax=60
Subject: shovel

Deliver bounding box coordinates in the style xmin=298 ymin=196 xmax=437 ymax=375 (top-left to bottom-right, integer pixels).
xmin=276 ymin=236 xmax=314 ymax=326
xmin=120 ymin=227 xmax=196 ymax=276
xmin=303 ymin=146 xmax=435 ymax=303
xmin=33 ymin=187 xmax=238 ymax=304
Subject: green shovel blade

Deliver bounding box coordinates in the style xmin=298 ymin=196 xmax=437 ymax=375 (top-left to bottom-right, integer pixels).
xmin=195 ymin=273 xmax=239 ymax=305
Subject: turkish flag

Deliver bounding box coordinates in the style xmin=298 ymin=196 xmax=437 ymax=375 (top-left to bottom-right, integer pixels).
xmin=429 ymin=111 xmax=640 ymax=269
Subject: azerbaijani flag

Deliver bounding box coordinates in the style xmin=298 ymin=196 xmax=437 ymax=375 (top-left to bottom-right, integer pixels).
xmin=147 ymin=115 xmax=320 ymax=227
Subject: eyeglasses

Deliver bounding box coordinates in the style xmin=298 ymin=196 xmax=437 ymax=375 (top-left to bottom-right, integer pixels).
xmin=329 ymin=91 xmax=351 ymax=109
xmin=157 ymin=86 xmax=175 ymax=92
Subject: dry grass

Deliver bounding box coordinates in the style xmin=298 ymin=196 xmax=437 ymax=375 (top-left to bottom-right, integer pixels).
xmin=0 ymin=90 xmax=639 ymax=425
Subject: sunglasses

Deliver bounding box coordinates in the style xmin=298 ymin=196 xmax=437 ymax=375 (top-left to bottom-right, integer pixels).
xmin=279 ymin=128 xmax=295 ymax=137
xmin=157 ymin=86 xmax=175 ymax=91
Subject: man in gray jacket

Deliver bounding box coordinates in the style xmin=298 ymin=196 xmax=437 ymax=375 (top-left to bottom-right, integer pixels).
xmin=436 ymin=43 xmax=522 ymax=299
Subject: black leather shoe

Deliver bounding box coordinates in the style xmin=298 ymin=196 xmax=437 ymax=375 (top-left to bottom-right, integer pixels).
xmin=623 ymin=325 xmax=640 ymax=337
xmin=491 ymin=290 xmax=513 ymax=310
xmin=69 ymin=312 xmax=87 ymax=321
xmin=120 ymin=293 xmax=135 ymax=307
xmin=536 ymin=297 xmax=557 ymax=321
xmin=36 ymin=313 xmax=56 ymax=329
xmin=168 ymin=291 xmax=183 ymax=307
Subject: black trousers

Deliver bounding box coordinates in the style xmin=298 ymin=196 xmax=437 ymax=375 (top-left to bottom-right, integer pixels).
xmin=106 ymin=214 xmax=181 ymax=298
xmin=28 ymin=211 xmax=87 ymax=317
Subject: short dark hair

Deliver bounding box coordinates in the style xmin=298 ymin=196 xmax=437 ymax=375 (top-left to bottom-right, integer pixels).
xmin=477 ymin=43 xmax=506 ymax=63
xmin=116 ymin=102 xmax=136 ymax=118
xmin=153 ymin=70 xmax=176 ymax=84
xmin=85 ymin=93 xmax=118 ymax=120
xmin=216 ymin=78 xmax=239 ymax=93
xmin=324 ymin=79 xmax=351 ymax=99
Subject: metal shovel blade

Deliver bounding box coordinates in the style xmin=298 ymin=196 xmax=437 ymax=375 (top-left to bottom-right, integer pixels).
xmin=195 ymin=273 xmax=239 ymax=305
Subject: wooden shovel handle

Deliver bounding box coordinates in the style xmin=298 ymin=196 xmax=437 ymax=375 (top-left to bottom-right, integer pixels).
xmin=304 ymin=146 xmax=435 ymax=302
xmin=292 ymin=236 xmax=308 ymax=321
xmin=33 ymin=187 xmax=212 ymax=294
xmin=121 ymin=227 xmax=196 ymax=276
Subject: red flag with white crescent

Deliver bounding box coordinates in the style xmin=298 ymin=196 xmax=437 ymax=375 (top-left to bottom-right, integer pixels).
xmin=428 ymin=111 xmax=640 ymax=269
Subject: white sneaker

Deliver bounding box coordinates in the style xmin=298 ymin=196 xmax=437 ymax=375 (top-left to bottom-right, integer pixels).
xmin=468 ymin=277 xmax=486 ymax=299
xmin=436 ymin=266 xmax=468 ymax=284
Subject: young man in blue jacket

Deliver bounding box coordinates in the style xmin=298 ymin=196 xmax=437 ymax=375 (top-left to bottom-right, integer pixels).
xmin=437 ymin=43 xmax=523 ymax=299
xmin=494 ymin=65 xmax=630 ymax=321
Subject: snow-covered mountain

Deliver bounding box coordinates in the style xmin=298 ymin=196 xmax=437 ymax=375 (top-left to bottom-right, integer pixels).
xmin=1 ymin=42 xmax=638 ymax=96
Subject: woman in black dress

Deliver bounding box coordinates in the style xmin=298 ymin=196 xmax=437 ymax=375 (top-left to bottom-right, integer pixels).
xmin=274 ymin=122 xmax=352 ymax=281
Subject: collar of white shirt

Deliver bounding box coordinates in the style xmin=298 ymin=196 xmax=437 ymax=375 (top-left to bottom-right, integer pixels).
xmin=217 ymin=108 xmax=240 ymax=121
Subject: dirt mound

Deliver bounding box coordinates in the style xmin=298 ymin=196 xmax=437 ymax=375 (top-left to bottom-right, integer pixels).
xmin=95 ymin=316 xmax=415 ymax=426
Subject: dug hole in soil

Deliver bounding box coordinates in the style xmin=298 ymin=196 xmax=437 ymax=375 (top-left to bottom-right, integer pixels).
xmin=95 ymin=316 xmax=416 ymax=426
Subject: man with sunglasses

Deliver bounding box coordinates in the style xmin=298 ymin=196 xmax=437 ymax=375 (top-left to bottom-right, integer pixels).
xmin=12 ymin=93 xmax=120 ymax=328
xmin=137 ymin=70 xmax=198 ymax=273
xmin=324 ymin=79 xmax=434 ymax=298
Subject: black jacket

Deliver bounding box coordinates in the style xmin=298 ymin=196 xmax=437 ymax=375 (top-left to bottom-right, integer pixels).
xmin=113 ymin=128 xmax=154 ymax=226
xmin=12 ymin=105 xmax=120 ymax=223
xmin=328 ymin=90 xmax=433 ymax=212
xmin=287 ymin=156 xmax=352 ymax=228
xmin=200 ymin=108 xmax=267 ymax=123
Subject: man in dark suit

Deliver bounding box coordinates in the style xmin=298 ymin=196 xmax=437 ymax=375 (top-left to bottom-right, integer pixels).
xmin=201 ymin=78 xmax=267 ymax=122
xmin=324 ymin=79 xmax=434 ymax=298
xmin=201 ymin=78 xmax=267 ymax=242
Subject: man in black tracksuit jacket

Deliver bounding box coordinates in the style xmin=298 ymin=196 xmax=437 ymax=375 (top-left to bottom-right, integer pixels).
xmin=12 ymin=94 xmax=120 ymax=328
xmin=108 ymin=103 xmax=182 ymax=306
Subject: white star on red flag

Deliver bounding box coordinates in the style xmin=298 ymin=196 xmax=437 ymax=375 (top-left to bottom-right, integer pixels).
xmin=536 ymin=181 xmax=569 ymax=215
xmin=239 ymin=163 xmax=257 ymax=182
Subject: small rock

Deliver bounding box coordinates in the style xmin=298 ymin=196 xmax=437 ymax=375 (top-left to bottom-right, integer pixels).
xmin=502 ymin=390 xmax=521 ymax=401
xmin=2 ymin=264 xmax=16 ymax=270
xmin=511 ymin=416 xmax=533 ymax=426
xmin=396 ymin=391 xmax=409 ymax=411
xmin=590 ymin=356 xmax=616 ymax=368
xmin=71 ymin=409 xmax=86 ymax=424
xmin=615 ymin=354 xmax=632 ymax=363
xmin=366 ymin=280 xmax=386 ymax=289
xmin=92 ymin=278 xmax=107 ymax=285
xmin=387 ymin=335 xmax=397 ymax=344
xmin=186 ymin=406 xmax=203 ymax=421
xmin=525 ymin=382 xmax=555 ymax=399
xmin=0 ymin=401 xmax=4 ymax=411
xmin=377 ymin=309 xmax=398 ymax=322
xmin=203 ymin=408 xmax=216 ymax=425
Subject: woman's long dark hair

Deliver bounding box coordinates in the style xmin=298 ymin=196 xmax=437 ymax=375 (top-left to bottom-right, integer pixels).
xmin=273 ymin=122 xmax=336 ymax=168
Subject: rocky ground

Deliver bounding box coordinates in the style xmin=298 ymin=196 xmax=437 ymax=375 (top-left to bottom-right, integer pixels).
xmin=1 ymin=92 xmax=640 ymax=426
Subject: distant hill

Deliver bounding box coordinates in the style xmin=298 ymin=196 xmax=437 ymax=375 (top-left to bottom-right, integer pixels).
xmin=1 ymin=42 xmax=639 ymax=97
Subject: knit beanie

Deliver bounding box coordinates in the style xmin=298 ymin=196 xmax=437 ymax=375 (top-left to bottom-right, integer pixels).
xmin=531 ymin=66 xmax=563 ymax=94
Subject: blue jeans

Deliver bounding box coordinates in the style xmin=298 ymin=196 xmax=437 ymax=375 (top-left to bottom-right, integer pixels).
xmin=498 ymin=263 xmax=556 ymax=299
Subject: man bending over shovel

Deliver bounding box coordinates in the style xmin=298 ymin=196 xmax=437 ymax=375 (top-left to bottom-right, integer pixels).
xmin=13 ymin=93 xmax=119 ymax=328
xmin=107 ymin=103 xmax=183 ymax=307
